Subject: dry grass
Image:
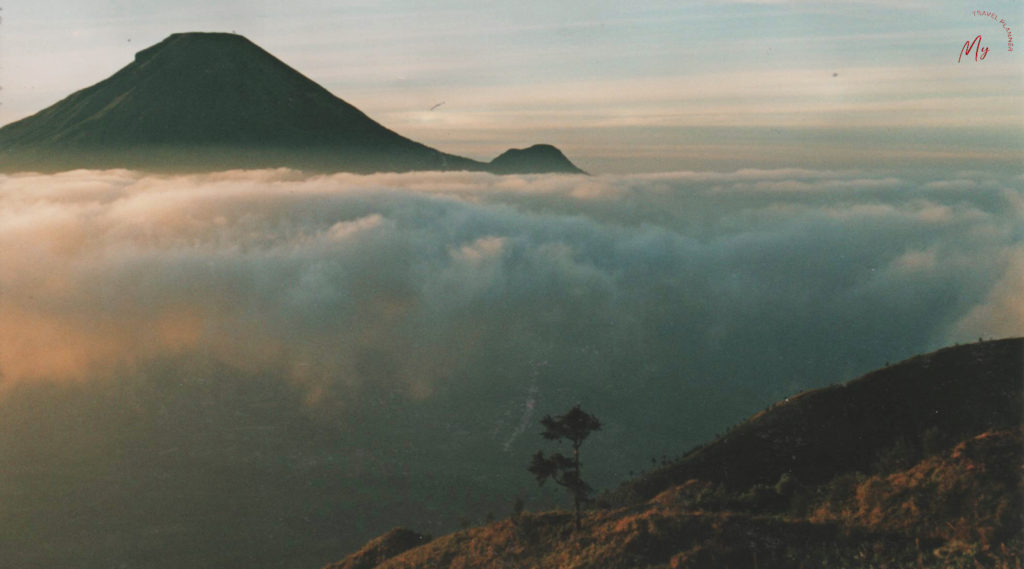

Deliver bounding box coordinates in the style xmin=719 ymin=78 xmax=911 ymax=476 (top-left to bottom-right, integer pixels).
xmin=329 ymin=431 xmax=1021 ymax=568
xmin=323 ymin=427 xmax=1021 ymax=569
xmin=322 ymin=340 xmax=1023 ymax=569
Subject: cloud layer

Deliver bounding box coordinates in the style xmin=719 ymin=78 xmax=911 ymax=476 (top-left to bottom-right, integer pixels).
xmin=0 ymin=167 xmax=1021 ymax=567
xmin=3 ymin=168 xmax=1019 ymax=382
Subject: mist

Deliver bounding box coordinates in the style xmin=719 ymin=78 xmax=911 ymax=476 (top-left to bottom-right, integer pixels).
xmin=1 ymin=167 xmax=1021 ymax=568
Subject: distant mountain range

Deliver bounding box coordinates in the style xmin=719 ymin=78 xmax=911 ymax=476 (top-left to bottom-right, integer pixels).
xmin=0 ymin=32 xmax=585 ymax=175
xmin=323 ymin=338 xmax=1024 ymax=569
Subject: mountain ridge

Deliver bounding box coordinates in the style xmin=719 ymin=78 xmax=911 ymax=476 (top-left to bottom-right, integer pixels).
xmin=610 ymin=336 xmax=1023 ymax=504
xmin=0 ymin=32 xmax=585 ymax=175
xmin=321 ymin=338 xmax=1024 ymax=569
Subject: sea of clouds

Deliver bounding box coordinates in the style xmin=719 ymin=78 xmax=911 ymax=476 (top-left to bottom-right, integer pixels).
xmin=1 ymin=167 xmax=1021 ymax=568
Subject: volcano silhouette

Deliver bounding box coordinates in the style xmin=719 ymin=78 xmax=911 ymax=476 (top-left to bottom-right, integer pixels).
xmin=0 ymin=32 xmax=584 ymax=174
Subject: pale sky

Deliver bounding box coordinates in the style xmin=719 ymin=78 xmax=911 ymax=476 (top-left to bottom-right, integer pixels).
xmin=0 ymin=0 xmax=1021 ymax=173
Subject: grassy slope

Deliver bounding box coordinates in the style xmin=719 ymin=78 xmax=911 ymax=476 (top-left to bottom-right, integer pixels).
xmin=322 ymin=338 xmax=1024 ymax=569
xmin=615 ymin=338 xmax=1022 ymax=502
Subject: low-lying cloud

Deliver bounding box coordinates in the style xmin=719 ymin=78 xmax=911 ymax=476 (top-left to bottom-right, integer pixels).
xmin=2 ymin=168 xmax=1018 ymax=387
xmin=1 ymin=167 xmax=1021 ymax=567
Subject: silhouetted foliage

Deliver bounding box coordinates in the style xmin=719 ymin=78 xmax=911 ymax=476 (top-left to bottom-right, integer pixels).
xmin=528 ymin=405 xmax=601 ymax=530
xmin=775 ymin=472 xmax=798 ymax=498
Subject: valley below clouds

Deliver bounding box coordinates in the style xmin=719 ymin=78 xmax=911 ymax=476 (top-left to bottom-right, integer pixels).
xmin=1 ymin=167 xmax=1021 ymax=568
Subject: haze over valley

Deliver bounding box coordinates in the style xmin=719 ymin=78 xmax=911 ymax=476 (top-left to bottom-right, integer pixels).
xmin=2 ymin=166 xmax=1021 ymax=568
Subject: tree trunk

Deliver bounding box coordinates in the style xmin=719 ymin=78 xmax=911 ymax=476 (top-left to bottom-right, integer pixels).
xmin=574 ymin=497 xmax=581 ymax=530
xmin=573 ymin=444 xmax=581 ymax=530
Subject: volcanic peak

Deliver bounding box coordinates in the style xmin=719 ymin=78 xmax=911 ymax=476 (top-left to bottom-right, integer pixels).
xmin=0 ymin=32 xmax=585 ymax=175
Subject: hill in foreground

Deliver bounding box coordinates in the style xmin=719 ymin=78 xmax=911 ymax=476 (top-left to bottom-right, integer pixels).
xmin=323 ymin=338 xmax=1023 ymax=569
xmin=0 ymin=32 xmax=584 ymax=175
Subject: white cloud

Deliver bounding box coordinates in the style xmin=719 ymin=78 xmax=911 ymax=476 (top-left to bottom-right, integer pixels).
xmin=0 ymin=167 xmax=1018 ymax=390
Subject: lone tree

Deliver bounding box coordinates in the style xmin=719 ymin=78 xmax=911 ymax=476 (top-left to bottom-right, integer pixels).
xmin=528 ymin=405 xmax=602 ymax=530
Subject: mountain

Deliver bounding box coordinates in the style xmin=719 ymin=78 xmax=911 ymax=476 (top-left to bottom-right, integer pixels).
xmin=321 ymin=338 xmax=1024 ymax=569
xmin=612 ymin=336 xmax=1023 ymax=503
xmin=0 ymin=32 xmax=584 ymax=175
xmin=488 ymin=144 xmax=586 ymax=174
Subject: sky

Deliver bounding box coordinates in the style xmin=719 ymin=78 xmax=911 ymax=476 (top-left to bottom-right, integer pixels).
xmin=0 ymin=0 xmax=1021 ymax=173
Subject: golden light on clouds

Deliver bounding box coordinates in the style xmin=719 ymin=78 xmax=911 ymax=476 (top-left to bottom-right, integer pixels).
xmin=0 ymin=168 xmax=1020 ymax=392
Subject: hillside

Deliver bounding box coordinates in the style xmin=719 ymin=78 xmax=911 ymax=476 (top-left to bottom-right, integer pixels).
xmin=614 ymin=337 xmax=1022 ymax=502
xmin=322 ymin=338 xmax=1023 ymax=569
xmin=0 ymin=32 xmax=584 ymax=175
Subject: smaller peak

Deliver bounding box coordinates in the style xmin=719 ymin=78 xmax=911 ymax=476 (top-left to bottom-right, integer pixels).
xmin=494 ymin=144 xmax=562 ymax=157
xmin=489 ymin=143 xmax=586 ymax=175
xmin=520 ymin=143 xmax=560 ymax=152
